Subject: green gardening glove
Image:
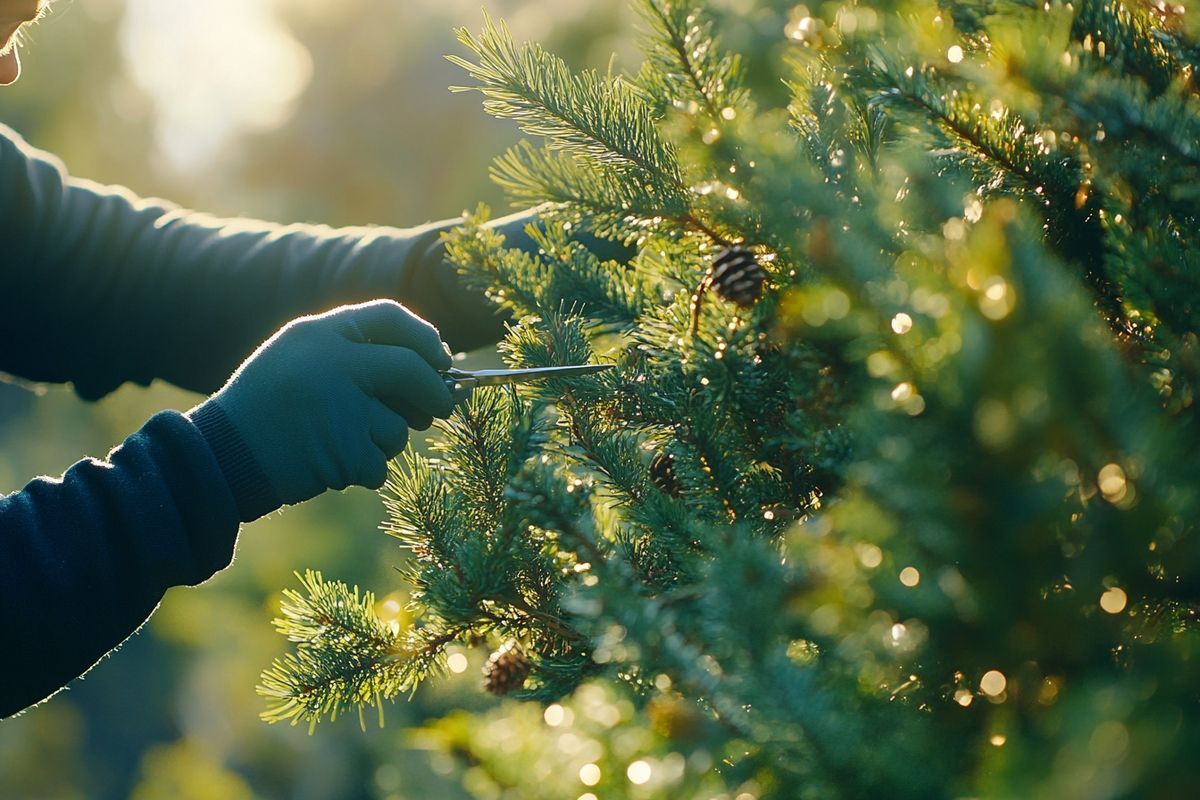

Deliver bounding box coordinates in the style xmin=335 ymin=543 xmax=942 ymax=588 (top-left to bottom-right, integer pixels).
xmin=188 ymin=300 xmax=453 ymax=520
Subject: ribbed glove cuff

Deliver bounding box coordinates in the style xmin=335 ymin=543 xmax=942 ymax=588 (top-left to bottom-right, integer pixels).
xmin=188 ymin=401 xmax=281 ymax=522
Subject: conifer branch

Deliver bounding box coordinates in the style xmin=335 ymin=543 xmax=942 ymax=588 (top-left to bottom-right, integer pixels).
xmin=874 ymin=62 xmax=1044 ymax=193
xmin=258 ymin=571 xmax=407 ymax=731
xmin=1072 ymin=0 xmax=1187 ymax=91
xmin=449 ymin=14 xmax=684 ymax=187
xmin=494 ymin=595 xmax=588 ymax=645
xmin=635 ymin=0 xmax=743 ymax=122
xmin=489 ymin=143 xmax=689 ymax=234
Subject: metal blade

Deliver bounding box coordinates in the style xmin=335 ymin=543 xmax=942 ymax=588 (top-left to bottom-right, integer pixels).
xmin=442 ymin=364 xmax=614 ymax=388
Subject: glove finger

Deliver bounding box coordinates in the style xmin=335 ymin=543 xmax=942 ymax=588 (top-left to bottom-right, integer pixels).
xmin=353 ymin=344 xmax=455 ymax=420
xmin=357 ymin=447 xmax=390 ymax=491
xmin=386 ymin=399 xmax=434 ymax=432
xmin=368 ymin=402 xmax=411 ymax=459
xmin=333 ymin=300 xmax=452 ymax=369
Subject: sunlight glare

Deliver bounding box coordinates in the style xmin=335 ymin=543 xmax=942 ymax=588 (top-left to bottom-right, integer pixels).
xmin=120 ymin=0 xmax=312 ymax=171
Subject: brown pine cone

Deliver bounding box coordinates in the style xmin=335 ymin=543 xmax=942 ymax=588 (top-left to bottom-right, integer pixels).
xmin=710 ymin=247 xmax=767 ymax=307
xmin=482 ymin=642 xmax=531 ymax=695
xmin=650 ymin=453 xmax=682 ymax=497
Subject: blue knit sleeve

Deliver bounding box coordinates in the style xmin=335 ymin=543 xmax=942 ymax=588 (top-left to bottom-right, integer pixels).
xmin=0 ymin=122 xmax=510 ymax=400
xmin=0 ymin=411 xmax=243 ymax=718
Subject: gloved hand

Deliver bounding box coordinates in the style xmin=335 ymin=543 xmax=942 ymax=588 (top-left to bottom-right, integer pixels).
xmin=188 ymin=300 xmax=454 ymax=517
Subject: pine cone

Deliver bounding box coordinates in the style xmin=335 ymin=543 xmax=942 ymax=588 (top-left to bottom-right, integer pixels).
xmin=482 ymin=643 xmax=531 ymax=695
xmin=710 ymin=247 xmax=767 ymax=307
xmin=650 ymin=453 xmax=682 ymax=497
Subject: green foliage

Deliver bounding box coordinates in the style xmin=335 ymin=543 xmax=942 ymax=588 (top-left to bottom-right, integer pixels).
xmin=266 ymin=1 xmax=1200 ymax=797
xmin=448 ymin=13 xmax=691 ymax=240
xmin=259 ymin=570 xmax=404 ymax=732
xmin=633 ymin=0 xmax=746 ymax=121
xmin=445 ymin=209 xmax=649 ymax=329
xmin=449 ymin=13 xmax=682 ymax=183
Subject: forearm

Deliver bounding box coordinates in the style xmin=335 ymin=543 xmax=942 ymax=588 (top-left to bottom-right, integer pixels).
xmin=0 ymin=123 xmax=510 ymax=398
xmin=146 ymin=209 xmax=529 ymax=392
xmin=3 ymin=193 xmax=509 ymax=398
xmin=0 ymin=412 xmax=242 ymax=717
xmin=53 ymin=207 xmax=509 ymax=397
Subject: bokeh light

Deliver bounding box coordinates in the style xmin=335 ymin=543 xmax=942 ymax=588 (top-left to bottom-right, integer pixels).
xmin=627 ymin=759 xmax=652 ymax=784
xmin=1100 ymin=586 xmax=1128 ymax=614
xmin=579 ymin=763 xmax=601 ymax=786
xmin=120 ymin=0 xmax=312 ymax=171
xmin=980 ymin=670 xmax=1007 ymax=697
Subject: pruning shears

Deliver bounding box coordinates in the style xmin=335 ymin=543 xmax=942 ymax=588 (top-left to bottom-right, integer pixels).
xmin=441 ymin=364 xmax=615 ymax=400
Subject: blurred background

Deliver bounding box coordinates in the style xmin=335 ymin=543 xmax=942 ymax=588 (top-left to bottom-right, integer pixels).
xmin=0 ymin=1 xmax=630 ymax=797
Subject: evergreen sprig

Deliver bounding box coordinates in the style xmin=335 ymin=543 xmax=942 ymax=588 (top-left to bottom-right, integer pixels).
xmin=258 ymin=571 xmax=405 ymax=732
xmin=445 ymin=205 xmax=650 ymax=328
xmin=489 ymin=142 xmax=692 ymax=238
xmin=633 ymin=0 xmax=745 ymax=122
xmin=449 ymin=13 xmax=685 ymax=192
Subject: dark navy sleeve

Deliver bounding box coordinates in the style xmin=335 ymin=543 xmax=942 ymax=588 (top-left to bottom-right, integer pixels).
xmin=0 ymin=411 xmax=244 ymax=718
xmin=0 ymin=122 xmax=510 ymax=400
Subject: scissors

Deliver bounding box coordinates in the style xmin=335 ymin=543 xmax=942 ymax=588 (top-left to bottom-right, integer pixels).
xmin=442 ymin=364 xmax=615 ymax=398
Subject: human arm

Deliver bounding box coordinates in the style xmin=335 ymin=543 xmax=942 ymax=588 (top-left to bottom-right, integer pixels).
xmin=0 ymin=122 xmax=524 ymax=399
xmin=0 ymin=411 xmax=242 ymax=717
xmin=0 ymin=301 xmax=452 ymax=717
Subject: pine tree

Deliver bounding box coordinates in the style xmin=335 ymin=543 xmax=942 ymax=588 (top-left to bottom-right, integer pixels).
xmin=261 ymin=2 xmax=1200 ymax=796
